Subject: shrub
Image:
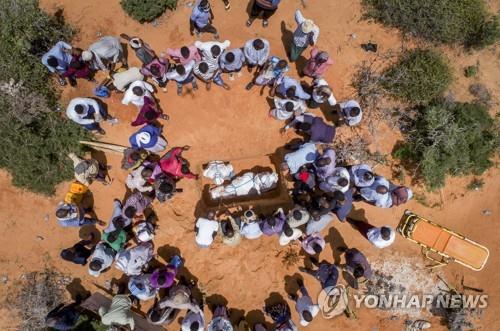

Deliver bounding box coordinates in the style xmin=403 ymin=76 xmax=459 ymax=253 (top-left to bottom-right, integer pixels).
xmin=362 ymin=0 xmax=500 ymax=49
xmin=121 ymin=0 xmax=178 ymax=23
xmin=0 ymin=0 xmax=88 ymax=195
xmin=464 ymin=65 xmax=478 ymax=78
xmin=382 ymin=49 xmax=453 ymax=105
xmin=0 ymin=0 xmax=74 ymax=104
xmin=7 ymin=269 xmax=65 ymax=330
xmin=394 ymin=100 xmax=496 ymax=190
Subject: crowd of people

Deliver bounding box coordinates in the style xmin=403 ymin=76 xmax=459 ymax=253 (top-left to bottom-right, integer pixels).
xmin=42 ymin=1 xmax=413 ymax=330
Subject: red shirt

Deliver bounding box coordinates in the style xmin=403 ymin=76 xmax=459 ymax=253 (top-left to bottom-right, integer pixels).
xmin=159 ymin=147 xmax=197 ymax=179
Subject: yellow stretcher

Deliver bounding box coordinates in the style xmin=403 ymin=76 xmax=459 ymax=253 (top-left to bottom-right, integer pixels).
xmin=397 ymin=210 xmax=489 ymax=271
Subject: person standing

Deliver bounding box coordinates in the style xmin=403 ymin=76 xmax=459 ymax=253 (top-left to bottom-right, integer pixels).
xmin=300 ymin=261 xmax=339 ymax=289
xmin=240 ymin=209 xmax=264 ymax=240
xmin=345 ymin=248 xmax=372 ymax=280
xmin=60 ymin=236 xmax=95 ymax=265
xmin=348 ymin=164 xmax=375 ymax=188
xmin=283 ymin=113 xmax=335 ymax=144
xmin=244 ymin=38 xmax=270 ymax=73
xmin=368 ymin=225 xmax=396 ymax=248
xmin=319 ymin=167 xmax=350 ymax=193
xmin=166 ymin=45 xmax=201 ymax=65
xmin=194 ymin=59 xmax=230 ymax=90
xmin=62 ymin=48 xmax=93 ymax=86
xmin=300 ymin=233 xmax=325 ymax=255
xmin=245 ymin=56 xmax=288 ymax=92
xmin=45 ymin=303 xmax=81 ymax=330
xmin=190 ymin=0 xmax=219 ymax=39
xmin=68 ymin=153 xmax=106 ymax=186
xmin=302 ymin=48 xmax=333 ymax=78
xmin=129 ymin=124 xmax=168 ymax=153
xmin=314 ymin=148 xmax=336 ymax=181
xmin=270 ymin=97 xmax=306 ymax=121
xmin=128 ymin=273 xmax=158 ymax=301
xmin=126 ymin=165 xmax=154 ymax=193
xmin=290 ymin=10 xmax=319 ymax=62
xmin=260 ymin=208 xmax=286 ymax=236
xmin=309 ymin=78 xmax=337 ymax=109
xmin=289 ymin=279 xmax=320 ymax=327
xmin=115 ymin=242 xmax=154 ymax=276
xmin=150 ymin=255 xmax=183 ymax=289
xmin=41 ymin=41 xmax=72 ymax=86
xmin=122 ymin=191 xmax=153 ymax=221
xmin=220 ymin=48 xmax=245 ymax=79
xmin=99 ymin=294 xmax=135 ymax=329
xmin=181 ymin=306 xmax=205 ymax=331
xmin=247 ymin=0 xmax=282 ymax=28
xmin=281 ymin=142 xmax=318 ymax=175
xmin=83 ymin=36 xmax=127 ymax=71
xmin=141 ymin=57 xmax=170 ymax=92
xmin=88 ymin=242 xmax=116 ymax=277
xmin=131 ymin=96 xmax=168 ymax=126
xmin=275 ymin=76 xmax=311 ymax=100
xmin=122 ymin=80 xmax=154 ymax=108
xmin=55 ymin=202 xmax=97 ymax=228
xmin=66 ymin=97 xmax=112 ymax=134
xmin=153 ymin=146 xmax=198 ymax=180
xmin=219 ymin=215 xmax=242 ymax=247
xmin=208 ymin=305 xmax=233 ymax=331
xmin=166 ymin=61 xmax=198 ymax=96
xmin=359 ymin=176 xmax=392 ymax=208
xmin=195 ymin=211 xmax=219 ymax=248
xmin=264 ymin=301 xmax=297 ymax=331
xmin=339 ymin=100 xmax=363 ymax=127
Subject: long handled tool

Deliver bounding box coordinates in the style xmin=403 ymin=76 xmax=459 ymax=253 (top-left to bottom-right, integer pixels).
xmin=80 ymin=140 xmax=128 ymax=154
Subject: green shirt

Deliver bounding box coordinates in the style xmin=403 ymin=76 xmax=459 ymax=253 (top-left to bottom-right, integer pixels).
xmin=103 ymin=230 xmax=127 ymax=252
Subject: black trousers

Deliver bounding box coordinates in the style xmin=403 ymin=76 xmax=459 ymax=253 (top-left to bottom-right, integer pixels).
xmin=250 ymin=1 xmax=277 ymax=19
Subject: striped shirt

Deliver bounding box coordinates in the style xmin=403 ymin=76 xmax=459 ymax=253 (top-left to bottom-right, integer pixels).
xmin=220 ymin=48 xmax=245 ymax=72
xmin=244 ymin=39 xmax=270 ymax=66
xmin=293 ymin=10 xmax=319 ymax=48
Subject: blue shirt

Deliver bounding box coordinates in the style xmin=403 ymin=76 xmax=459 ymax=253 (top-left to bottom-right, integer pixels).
xmin=269 ymin=56 xmax=289 ymax=80
xmin=129 ymin=124 xmax=161 ymax=149
xmin=190 ymin=2 xmax=210 ymax=28
xmin=316 ymin=263 xmax=338 ymax=289
xmin=277 ymin=77 xmax=311 ymax=100
xmin=306 ymin=213 xmax=334 ymax=235
xmin=41 ymin=41 xmax=72 ymax=73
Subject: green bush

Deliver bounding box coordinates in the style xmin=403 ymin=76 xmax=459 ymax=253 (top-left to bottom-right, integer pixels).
xmin=382 ymin=49 xmax=453 ymax=104
xmin=362 ymin=0 xmax=499 ymax=49
xmin=0 ymin=0 xmax=88 ymax=195
xmin=394 ymin=100 xmax=496 ymax=190
xmin=121 ymin=0 xmax=178 ymax=23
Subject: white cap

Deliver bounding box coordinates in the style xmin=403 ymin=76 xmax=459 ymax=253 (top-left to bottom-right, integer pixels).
xmin=82 ymin=50 xmax=92 ymax=61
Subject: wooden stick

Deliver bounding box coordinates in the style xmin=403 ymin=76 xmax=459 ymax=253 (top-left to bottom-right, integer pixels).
xmin=80 ymin=140 xmax=127 ymax=153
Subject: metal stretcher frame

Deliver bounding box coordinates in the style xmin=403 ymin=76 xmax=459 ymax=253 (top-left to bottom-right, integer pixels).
xmin=397 ymin=210 xmax=489 ymax=271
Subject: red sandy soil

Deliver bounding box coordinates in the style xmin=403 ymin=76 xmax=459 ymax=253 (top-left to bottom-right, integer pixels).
xmin=0 ymin=0 xmax=499 ymax=330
